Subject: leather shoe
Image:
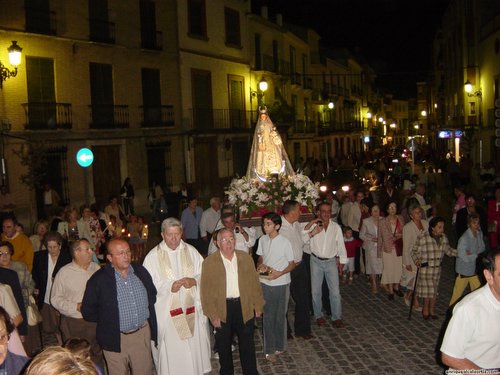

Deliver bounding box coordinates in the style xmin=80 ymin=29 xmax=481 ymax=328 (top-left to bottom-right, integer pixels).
xmin=332 ymin=319 xmax=344 ymax=328
xmin=388 ymin=294 xmax=395 ymax=301
xmin=296 ymin=334 xmax=314 ymax=340
xmin=316 ymin=317 xmax=326 ymax=326
xmin=287 ymin=333 xmax=294 ymax=340
xmin=422 ymin=313 xmax=430 ymax=320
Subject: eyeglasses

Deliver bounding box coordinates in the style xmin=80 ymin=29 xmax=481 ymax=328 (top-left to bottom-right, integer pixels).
xmin=0 ymin=333 xmax=10 ymax=344
xmin=219 ymin=238 xmax=235 ymax=244
xmin=109 ymin=250 xmax=131 ymax=257
xmin=0 ymin=251 xmax=11 ymax=256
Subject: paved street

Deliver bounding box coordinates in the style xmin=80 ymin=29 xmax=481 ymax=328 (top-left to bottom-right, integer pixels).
xmin=208 ymin=255 xmax=456 ymax=375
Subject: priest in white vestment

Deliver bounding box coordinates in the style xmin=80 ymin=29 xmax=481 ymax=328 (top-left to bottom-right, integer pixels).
xmin=143 ymin=217 xmax=211 ymax=375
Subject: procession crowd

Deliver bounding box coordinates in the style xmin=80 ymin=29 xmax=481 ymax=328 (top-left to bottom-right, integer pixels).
xmin=0 ymin=160 xmax=499 ymax=375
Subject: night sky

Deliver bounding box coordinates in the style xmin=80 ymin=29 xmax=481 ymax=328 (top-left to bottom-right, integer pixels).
xmin=251 ymin=0 xmax=451 ymax=98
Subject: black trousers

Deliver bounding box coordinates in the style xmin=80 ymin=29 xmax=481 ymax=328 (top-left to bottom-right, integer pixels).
xmin=287 ymin=261 xmax=312 ymax=336
xmin=215 ymin=299 xmax=259 ymax=375
xmin=353 ymin=230 xmax=361 ymax=274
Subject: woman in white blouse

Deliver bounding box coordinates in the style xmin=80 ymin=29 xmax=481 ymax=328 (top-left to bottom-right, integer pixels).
xmin=360 ymin=204 xmax=383 ymax=294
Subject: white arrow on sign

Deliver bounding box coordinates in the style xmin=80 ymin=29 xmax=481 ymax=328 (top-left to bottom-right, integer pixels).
xmin=78 ymin=153 xmax=93 ymax=162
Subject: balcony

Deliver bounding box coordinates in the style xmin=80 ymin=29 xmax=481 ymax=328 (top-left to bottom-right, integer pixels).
xmin=141 ymin=30 xmax=163 ymax=50
xmin=89 ymin=19 xmax=115 ymax=44
xmin=140 ymin=105 xmax=174 ymax=127
xmin=318 ymin=121 xmax=362 ymax=135
xmin=291 ymin=120 xmax=315 ymax=135
xmin=190 ymin=109 xmax=258 ymax=130
xmin=22 ymin=102 xmax=72 ymax=130
xmin=25 ymin=8 xmax=57 ymax=35
xmin=89 ymin=105 xmax=129 ymax=129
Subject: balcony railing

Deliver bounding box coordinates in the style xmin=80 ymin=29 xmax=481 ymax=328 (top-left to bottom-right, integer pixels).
xmin=140 ymin=105 xmax=174 ymax=127
xmin=89 ymin=105 xmax=129 ymax=129
xmin=22 ymin=102 xmax=72 ymax=130
xmin=141 ymin=30 xmax=163 ymax=50
xmin=190 ymin=108 xmax=258 ymax=130
xmin=291 ymin=120 xmax=315 ymax=134
xmin=318 ymin=121 xmax=362 ymax=135
xmin=89 ymin=19 xmax=115 ymax=43
xmin=25 ymin=8 xmax=57 ymax=35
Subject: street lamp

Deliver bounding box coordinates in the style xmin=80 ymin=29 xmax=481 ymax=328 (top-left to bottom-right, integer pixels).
xmin=251 ymin=76 xmax=268 ymax=106
xmin=327 ymin=101 xmax=334 ymax=109
xmin=464 ymin=80 xmax=482 ymax=98
xmin=0 ymin=41 xmax=22 ymax=88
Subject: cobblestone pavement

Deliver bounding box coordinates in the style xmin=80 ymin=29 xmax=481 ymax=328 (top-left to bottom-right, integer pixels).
xmin=206 ymin=255 xmax=457 ymax=375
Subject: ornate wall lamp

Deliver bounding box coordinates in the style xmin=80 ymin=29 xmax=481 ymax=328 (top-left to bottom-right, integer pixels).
xmin=250 ymin=76 xmax=268 ymax=106
xmin=464 ymin=80 xmax=482 ymax=98
xmin=0 ymin=41 xmax=22 ymax=89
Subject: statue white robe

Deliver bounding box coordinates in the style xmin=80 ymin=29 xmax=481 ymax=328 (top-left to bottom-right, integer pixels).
xmin=143 ymin=240 xmax=211 ymax=375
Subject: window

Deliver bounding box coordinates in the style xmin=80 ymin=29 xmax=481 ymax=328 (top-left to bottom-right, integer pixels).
xmin=272 ymin=40 xmax=279 ymax=73
xmin=254 ymin=34 xmax=261 ymax=70
xmin=25 ymin=0 xmax=56 ymax=35
xmin=89 ymin=63 xmax=115 ymax=128
xmin=224 ymin=7 xmax=241 ymax=47
xmin=89 ymin=0 xmax=115 ymax=43
xmin=140 ymin=1 xmax=161 ymax=50
xmin=141 ymin=68 xmax=164 ymax=126
xmin=191 ymin=69 xmax=213 ymax=129
xmin=25 ymin=57 xmax=56 ymax=129
xmin=188 ymin=0 xmax=207 ymax=38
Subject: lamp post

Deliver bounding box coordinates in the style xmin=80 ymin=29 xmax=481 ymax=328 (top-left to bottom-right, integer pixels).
xmin=0 ymin=41 xmax=22 ymax=88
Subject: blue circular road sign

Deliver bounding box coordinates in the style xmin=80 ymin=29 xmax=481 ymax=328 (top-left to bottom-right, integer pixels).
xmin=76 ymin=148 xmax=94 ymax=167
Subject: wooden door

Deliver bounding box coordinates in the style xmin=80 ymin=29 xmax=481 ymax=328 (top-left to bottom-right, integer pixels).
xmin=92 ymin=145 xmax=121 ymax=207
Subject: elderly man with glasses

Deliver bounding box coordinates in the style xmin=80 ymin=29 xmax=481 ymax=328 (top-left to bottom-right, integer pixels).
xmin=82 ymin=238 xmax=157 ymax=375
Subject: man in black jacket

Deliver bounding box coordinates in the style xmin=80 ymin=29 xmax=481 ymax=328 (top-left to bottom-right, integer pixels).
xmin=82 ymin=239 xmax=157 ymax=375
xmin=31 ymin=231 xmax=71 ymax=345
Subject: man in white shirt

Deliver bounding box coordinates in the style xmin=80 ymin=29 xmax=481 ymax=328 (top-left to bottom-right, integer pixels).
xmin=208 ymin=212 xmax=256 ymax=255
xmin=413 ymin=184 xmax=431 ymax=218
xmin=280 ymin=200 xmax=312 ymax=340
xmin=51 ymin=239 xmax=102 ymax=366
xmin=441 ymin=249 xmax=500 ymax=372
xmin=304 ymin=202 xmax=347 ymax=328
xmin=200 ymin=197 xmax=221 ymax=255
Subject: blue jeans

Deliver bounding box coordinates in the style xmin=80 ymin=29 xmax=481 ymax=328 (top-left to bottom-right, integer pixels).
xmin=310 ymin=255 xmax=342 ymax=320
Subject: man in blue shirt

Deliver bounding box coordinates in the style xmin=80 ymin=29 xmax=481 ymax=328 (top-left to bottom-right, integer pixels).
xmin=180 ymin=197 xmax=203 ymax=254
xmin=82 ymin=239 xmax=157 ymax=375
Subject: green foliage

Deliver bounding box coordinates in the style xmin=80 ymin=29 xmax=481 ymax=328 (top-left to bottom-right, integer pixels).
xmin=12 ymin=143 xmax=47 ymax=190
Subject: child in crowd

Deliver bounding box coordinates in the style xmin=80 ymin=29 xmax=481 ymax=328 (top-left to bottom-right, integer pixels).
xmin=256 ymin=212 xmax=295 ymax=363
xmin=63 ymin=338 xmax=102 ymax=375
xmin=343 ymin=226 xmax=363 ymax=284
xmin=126 ymin=215 xmax=146 ymax=262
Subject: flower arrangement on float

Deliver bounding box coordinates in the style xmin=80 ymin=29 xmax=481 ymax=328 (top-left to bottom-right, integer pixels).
xmin=225 ymin=173 xmax=320 ymax=217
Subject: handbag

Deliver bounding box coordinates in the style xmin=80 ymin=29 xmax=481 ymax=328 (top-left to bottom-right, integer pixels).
xmin=27 ymin=295 xmax=43 ymax=326
xmin=393 ymin=219 xmax=403 ymax=257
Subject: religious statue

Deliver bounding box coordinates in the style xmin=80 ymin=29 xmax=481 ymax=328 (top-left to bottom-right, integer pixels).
xmin=246 ymin=106 xmax=294 ymax=181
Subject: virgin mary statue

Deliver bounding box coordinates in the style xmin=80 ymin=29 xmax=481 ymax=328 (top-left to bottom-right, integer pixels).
xmin=246 ymin=106 xmax=294 ymax=181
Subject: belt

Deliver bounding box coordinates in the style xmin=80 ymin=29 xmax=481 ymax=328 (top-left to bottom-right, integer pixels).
xmin=311 ymin=253 xmax=333 ymax=261
xmin=226 ymin=297 xmax=240 ymax=302
xmin=121 ymin=322 xmax=147 ymax=335
xmin=459 ymin=273 xmax=476 ymax=278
